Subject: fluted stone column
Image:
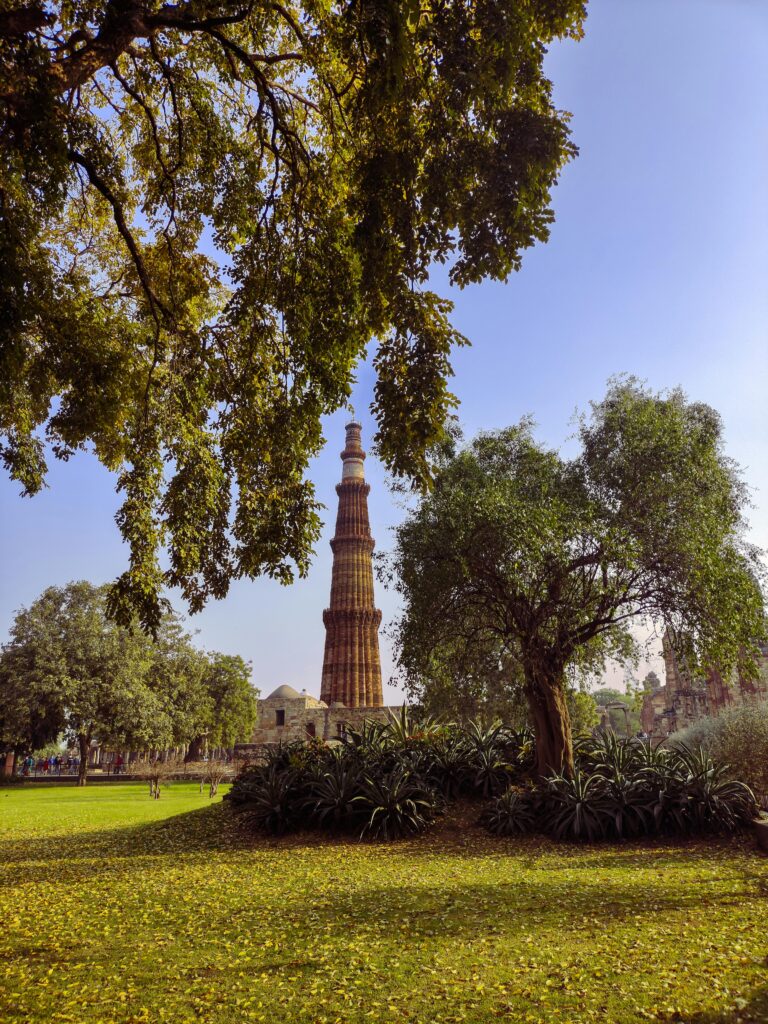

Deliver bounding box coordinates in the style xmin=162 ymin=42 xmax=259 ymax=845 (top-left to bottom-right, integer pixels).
xmin=320 ymin=422 xmax=383 ymax=707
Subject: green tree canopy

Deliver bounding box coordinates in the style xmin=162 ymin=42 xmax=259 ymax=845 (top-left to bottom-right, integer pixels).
xmin=0 ymin=581 xmax=153 ymax=782
xmin=0 ymin=0 xmax=585 ymax=631
xmin=386 ymin=381 xmax=767 ymax=776
xmin=0 ymin=580 xmax=256 ymax=781
xmin=185 ymin=652 xmax=258 ymax=758
xmin=201 ymin=652 xmax=257 ymax=750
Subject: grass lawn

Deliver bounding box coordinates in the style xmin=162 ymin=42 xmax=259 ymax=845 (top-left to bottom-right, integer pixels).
xmin=1 ymin=784 xmax=766 ymax=1024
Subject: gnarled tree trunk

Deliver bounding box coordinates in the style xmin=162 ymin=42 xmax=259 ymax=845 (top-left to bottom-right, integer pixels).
xmin=525 ymin=662 xmax=573 ymax=779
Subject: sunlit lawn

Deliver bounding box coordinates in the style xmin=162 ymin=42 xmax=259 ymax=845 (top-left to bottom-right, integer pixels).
xmin=1 ymin=783 xmax=766 ymax=1024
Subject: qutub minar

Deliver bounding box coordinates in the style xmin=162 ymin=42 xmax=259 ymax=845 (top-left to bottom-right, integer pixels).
xmin=320 ymin=420 xmax=383 ymax=708
xmin=242 ymin=421 xmax=394 ymax=747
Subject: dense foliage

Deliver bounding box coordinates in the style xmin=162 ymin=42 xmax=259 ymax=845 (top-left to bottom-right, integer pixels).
xmin=228 ymin=709 xmax=756 ymax=842
xmin=227 ymin=709 xmax=533 ymax=837
xmin=0 ymin=0 xmax=585 ymax=632
xmin=385 ymin=380 xmax=767 ymax=776
xmin=0 ymin=581 xmax=257 ymax=781
xmin=483 ymin=732 xmax=757 ymax=842
xmin=672 ymin=702 xmax=768 ymax=804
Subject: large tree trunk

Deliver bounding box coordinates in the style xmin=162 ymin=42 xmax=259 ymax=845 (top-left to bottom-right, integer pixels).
xmin=525 ymin=664 xmax=574 ymax=779
xmin=77 ymin=734 xmax=90 ymax=787
xmin=185 ymin=735 xmax=206 ymax=763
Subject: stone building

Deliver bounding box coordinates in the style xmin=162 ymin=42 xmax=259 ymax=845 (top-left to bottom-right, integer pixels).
xmin=641 ymin=629 xmax=768 ymax=738
xmin=244 ymin=683 xmax=393 ymax=746
xmin=240 ymin=422 xmax=399 ymax=750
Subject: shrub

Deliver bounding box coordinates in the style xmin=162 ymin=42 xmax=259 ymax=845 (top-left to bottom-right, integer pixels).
xmin=306 ymin=756 xmax=365 ymax=832
xmin=356 ymin=767 xmax=441 ymax=840
xmin=541 ymin=769 xmax=613 ymax=841
xmin=661 ymin=744 xmax=757 ymax=833
xmin=575 ymin=731 xmax=641 ymax=775
xmin=133 ymin=757 xmax=185 ymax=799
xmin=470 ymin=748 xmax=514 ymax=798
xmin=481 ymin=787 xmax=538 ymax=836
xmin=672 ymin=702 xmax=768 ymax=801
xmin=227 ymin=763 xmax=305 ymax=835
xmin=229 ymin=716 xmax=758 ymax=844
xmin=423 ymin=733 xmax=472 ymax=798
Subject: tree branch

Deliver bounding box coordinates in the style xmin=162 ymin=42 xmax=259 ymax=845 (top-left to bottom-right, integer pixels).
xmin=67 ymin=148 xmax=170 ymax=322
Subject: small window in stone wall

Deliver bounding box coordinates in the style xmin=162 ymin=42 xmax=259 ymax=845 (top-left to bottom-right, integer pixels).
xmin=306 ymin=722 xmax=316 ymax=738
xmin=275 ymin=709 xmax=285 ymax=727
xmin=336 ymin=721 xmax=347 ymax=738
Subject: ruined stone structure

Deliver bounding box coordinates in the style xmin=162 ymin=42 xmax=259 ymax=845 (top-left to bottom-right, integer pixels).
xmin=243 ymin=683 xmax=393 ymax=747
xmin=241 ymin=422 xmax=397 ymax=750
xmin=641 ymin=629 xmax=768 ymax=738
xmin=320 ymin=421 xmax=383 ymax=708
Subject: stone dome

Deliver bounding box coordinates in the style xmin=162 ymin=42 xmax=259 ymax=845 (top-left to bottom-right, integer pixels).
xmin=266 ymin=684 xmax=302 ymax=700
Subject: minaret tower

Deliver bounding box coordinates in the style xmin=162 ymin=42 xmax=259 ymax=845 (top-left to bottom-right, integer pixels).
xmin=320 ymin=421 xmax=383 ymax=707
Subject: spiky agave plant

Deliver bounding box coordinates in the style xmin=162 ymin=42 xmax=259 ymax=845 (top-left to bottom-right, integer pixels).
xmin=576 ymin=731 xmax=641 ymax=776
xmin=542 ymin=768 xmax=613 ymax=841
xmin=382 ymin=705 xmax=445 ymax=746
xmin=342 ymin=719 xmax=389 ymax=757
xmin=356 ymin=767 xmax=441 ymax=840
xmin=471 ymin=747 xmax=514 ymax=798
xmin=306 ymin=756 xmax=365 ymax=832
xmin=229 ymin=764 xmax=304 ymax=835
xmin=424 ymin=732 xmax=473 ymax=798
xmin=481 ymin=787 xmax=539 ymax=836
xmin=665 ymin=745 xmax=757 ymax=833
xmin=464 ymin=718 xmax=507 ymax=757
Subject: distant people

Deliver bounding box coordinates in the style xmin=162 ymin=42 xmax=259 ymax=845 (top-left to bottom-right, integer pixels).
xmin=115 ymin=754 xmax=124 ymax=775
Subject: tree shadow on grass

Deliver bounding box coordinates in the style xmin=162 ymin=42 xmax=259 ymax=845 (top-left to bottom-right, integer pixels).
xmin=688 ymin=985 xmax=768 ymax=1024
xmin=0 ymin=802 xmax=239 ymax=871
xmin=1 ymin=808 xmax=766 ymax=939
xmin=1 ymin=797 xmax=765 ymax=894
xmin=3 ymin=866 xmax=766 ymax=1024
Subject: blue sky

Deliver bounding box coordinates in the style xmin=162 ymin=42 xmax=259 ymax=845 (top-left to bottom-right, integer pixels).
xmin=1 ymin=0 xmax=766 ymax=702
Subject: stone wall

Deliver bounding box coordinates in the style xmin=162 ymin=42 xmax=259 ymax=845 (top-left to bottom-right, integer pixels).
xmin=239 ymin=694 xmax=399 ymax=751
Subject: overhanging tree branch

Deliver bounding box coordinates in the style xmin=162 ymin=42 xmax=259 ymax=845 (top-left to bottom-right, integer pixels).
xmin=67 ymin=148 xmax=170 ymax=323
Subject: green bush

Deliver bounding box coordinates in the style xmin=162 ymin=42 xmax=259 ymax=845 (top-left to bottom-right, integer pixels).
xmin=480 ymin=787 xmax=538 ymax=836
xmin=672 ymin=702 xmax=768 ymax=801
xmin=306 ymin=755 xmax=365 ymax=832
xmin=228 ymin=763 xmax=305 ymax=835
xmin=542 ymin=768 xmax=614 ymax=841
xmin=228 ymin=717 xmax=757 ymax=843
xmin=356 ymin=767 xmax=441 ymax=840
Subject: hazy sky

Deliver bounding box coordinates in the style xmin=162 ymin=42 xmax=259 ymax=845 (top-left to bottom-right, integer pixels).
xmin=2 ymin=0 xmax=766 ymax=703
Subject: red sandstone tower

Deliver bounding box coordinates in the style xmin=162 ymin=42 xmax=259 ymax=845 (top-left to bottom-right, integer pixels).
xmin=320 ymin=422 xmax=383 ymax=707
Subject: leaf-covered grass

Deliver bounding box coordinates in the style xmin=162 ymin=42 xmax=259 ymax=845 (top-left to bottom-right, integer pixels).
xmin=1 ymin=784 xmax=766 ymax=1024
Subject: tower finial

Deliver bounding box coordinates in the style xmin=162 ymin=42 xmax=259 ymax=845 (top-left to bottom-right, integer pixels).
xmin=341 ymin=420 xmax=365 ymax=480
